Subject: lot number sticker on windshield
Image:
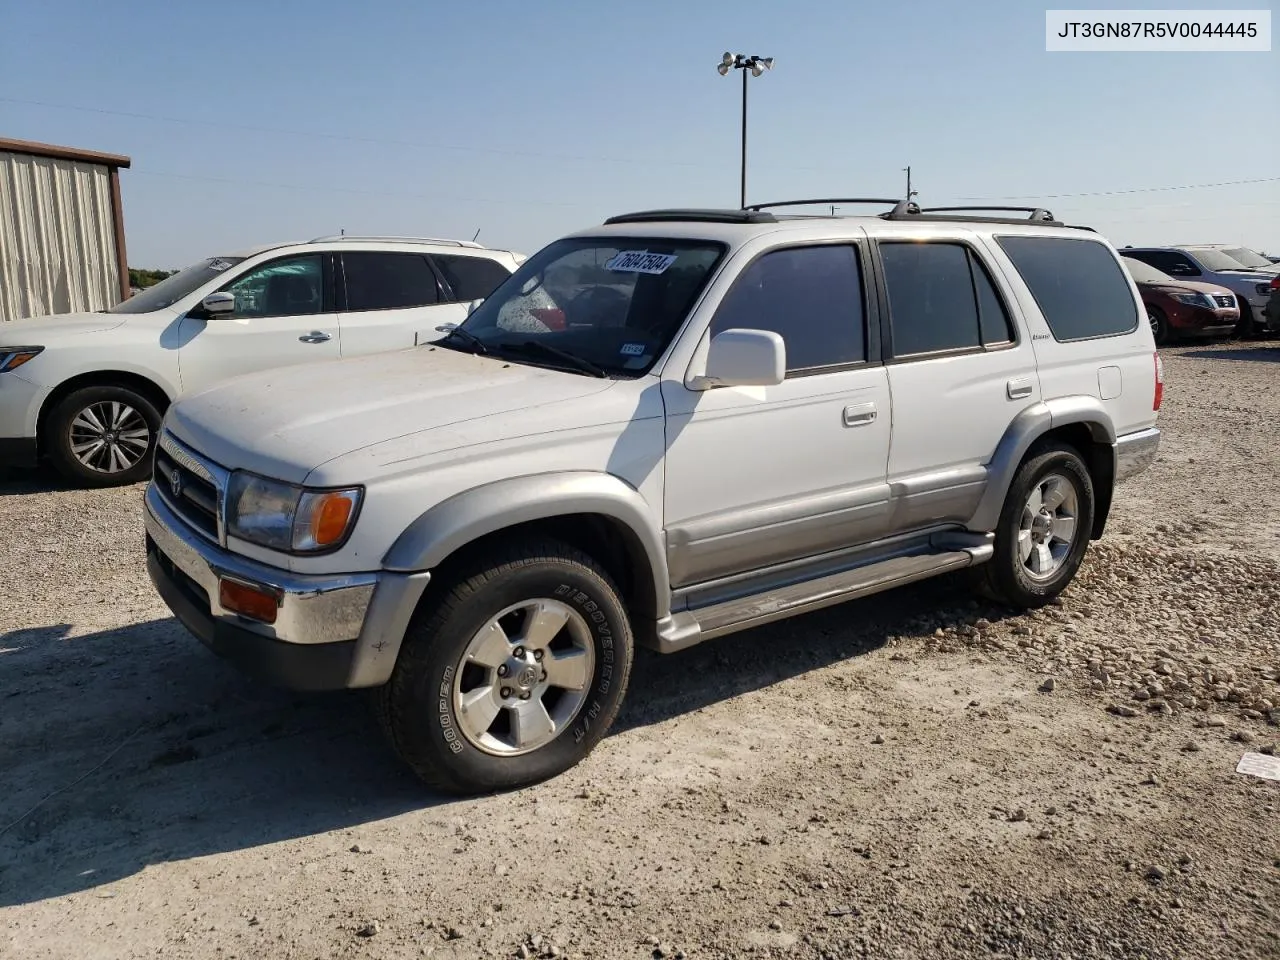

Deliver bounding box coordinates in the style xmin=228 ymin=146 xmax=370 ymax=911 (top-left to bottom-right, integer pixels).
xmin=605 ymin=250 xmax=677 ymax=275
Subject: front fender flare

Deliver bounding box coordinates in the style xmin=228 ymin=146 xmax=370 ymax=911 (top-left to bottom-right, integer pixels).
xmin=382 ymin=471 xmax=670 ymax=620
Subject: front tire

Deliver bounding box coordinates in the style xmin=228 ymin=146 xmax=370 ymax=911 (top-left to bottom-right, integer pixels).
xmin=45 ymin=385 xmax=161 ymax=488
xmin=978 ymin=443 xmax=1095 ymax=609
xmin=1147 ymin=305 xmax=1169 ymax=345
xmin=375 ymin=539 xmax=634 ymax=795
xmin=1234 ymin=301 xmax=1257 ymax=340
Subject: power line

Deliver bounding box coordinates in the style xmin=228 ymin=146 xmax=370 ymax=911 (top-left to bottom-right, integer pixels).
xmin=958 ymin=177 xmax=1280 ymax=202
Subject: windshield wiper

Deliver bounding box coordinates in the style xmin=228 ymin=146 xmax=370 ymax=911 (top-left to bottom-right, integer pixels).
xmin=440 ymin=325 xmax=488 ymax=355
xmin=501 ymin=340 xmax=606 ymax=378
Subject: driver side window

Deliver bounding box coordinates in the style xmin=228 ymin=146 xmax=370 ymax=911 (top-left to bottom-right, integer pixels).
xmin=221 ymin=255 xmax=324 ymax=318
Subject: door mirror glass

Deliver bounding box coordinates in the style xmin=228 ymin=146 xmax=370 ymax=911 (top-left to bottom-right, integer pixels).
xmin=201 ymin=292 xmax=237 ymax=316
xmin=690 ymin=328 xmax=786 ymax=389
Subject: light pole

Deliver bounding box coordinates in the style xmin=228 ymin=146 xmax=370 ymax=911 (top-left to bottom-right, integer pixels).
xmin=717 ymin=52 xmax=774 ymax=209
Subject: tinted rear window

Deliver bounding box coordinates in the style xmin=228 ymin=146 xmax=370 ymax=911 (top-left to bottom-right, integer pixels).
xmin=342 ymin=252 xmax=439 ymax=311
xmin=996 ymin=236 xmax=1139 ymax=341
xmin=433 ymin=254 xmax=512 ymax=302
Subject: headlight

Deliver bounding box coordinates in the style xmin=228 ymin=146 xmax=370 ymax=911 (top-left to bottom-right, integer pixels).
xmin=227 ymin=472 xmax=362 ymax=553
xmin=1171 ymin=293 xmax=1213 ymax=308
xmin=0 ymin=346 xmax=44 ymax=372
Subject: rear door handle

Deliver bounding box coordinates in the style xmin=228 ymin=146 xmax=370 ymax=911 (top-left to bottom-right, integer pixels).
xmin=843 ymin=402 xmax=877 ymax=427
xmin=1007 ymin=377 xmax=1034 ymax=400
xmin=299 ymin=331 xmax=332 ymax=344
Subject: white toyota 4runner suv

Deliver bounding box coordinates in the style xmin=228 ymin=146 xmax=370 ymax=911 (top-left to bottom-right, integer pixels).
xmin=143 ymin=200 xmax=1163 ymax=795
xmin=0 ymin=235 xmax=521 ymax=486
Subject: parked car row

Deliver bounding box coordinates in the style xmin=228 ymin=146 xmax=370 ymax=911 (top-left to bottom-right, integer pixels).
xmin=1120 ymin=243 xmax=1280 ymax=342
xmin=0 ymin=236 xmax=525 ymax=485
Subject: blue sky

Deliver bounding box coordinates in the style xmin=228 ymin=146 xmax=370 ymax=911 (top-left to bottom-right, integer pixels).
xmin=2 ymin=0 xmax=1276 ymax=267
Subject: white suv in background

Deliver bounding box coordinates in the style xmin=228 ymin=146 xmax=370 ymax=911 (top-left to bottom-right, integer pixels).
xmin=143 ymin=200 xmax=1163 ymax=795
xmin=0 ymin=236 xmax=523 ymax=486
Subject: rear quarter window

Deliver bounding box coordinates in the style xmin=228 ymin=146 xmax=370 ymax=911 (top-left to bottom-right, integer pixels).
xmin=996 ymin=236 xmax=1139 ymax=342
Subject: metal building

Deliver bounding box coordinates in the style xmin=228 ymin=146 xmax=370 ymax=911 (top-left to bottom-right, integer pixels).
xmin=0 ymin=137 xmax=131 ymax=323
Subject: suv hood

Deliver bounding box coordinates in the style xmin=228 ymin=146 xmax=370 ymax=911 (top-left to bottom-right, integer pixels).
xmin=1142 ymin=279 xmax=1234 ymax=297
xmin=165 ymin=346 xmax=619 ymax=484
xmin=0 ymin=311 xmax=126 ymax=342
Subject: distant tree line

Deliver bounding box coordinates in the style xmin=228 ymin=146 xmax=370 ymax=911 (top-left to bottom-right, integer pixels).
xmin=129 ymin=268 xmax=175 ymax=289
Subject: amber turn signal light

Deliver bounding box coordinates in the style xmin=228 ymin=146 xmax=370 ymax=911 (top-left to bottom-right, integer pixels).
xmin=293 ymin=488 xmax=361 ymax=551
xmin=218 ymin=578 xmax=280 ymax=624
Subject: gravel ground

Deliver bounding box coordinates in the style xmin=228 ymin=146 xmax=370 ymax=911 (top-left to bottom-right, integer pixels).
xmin=2 ymin=339 xmax=1278 ymax=960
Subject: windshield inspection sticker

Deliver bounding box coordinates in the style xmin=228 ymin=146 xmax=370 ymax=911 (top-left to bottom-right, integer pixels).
xmin=605 ymin=250 xmax=677 ymax=275
xmin=207 ymin=258 xmax=234 ymax=272
xmin=619 ymin=342 xmax=646 ymax=356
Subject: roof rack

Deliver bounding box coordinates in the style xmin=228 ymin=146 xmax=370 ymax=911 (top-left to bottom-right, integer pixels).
xmin=745 ymin=197 xmax=910 ymax=214
xmin=603 ymin=208 xmax=778 ymax=225
xmin=307 ymin=234 xmax=484 ymax=248
xmin=880 ymin=205 xmax=1063 ymax=226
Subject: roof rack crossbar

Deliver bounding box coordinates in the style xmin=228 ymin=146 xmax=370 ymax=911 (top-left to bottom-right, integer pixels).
xmin=306 ymin=234 xmax=483 ymax=248
xmin=603 ymin=208 xmax=777 ymax=225
xmin=917 ymin=205 xmax=1057 ymax=222
xmin=744 ymin=197 xmax=902 ymax=212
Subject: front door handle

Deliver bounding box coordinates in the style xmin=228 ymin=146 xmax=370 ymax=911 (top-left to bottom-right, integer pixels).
xmin=1007 ymin=377 xmax=1034 ymax=400
xmin=843 ymin=402 xmax=877 ymax=427
xmin=299 ymin=331 xmax=332 ymax=344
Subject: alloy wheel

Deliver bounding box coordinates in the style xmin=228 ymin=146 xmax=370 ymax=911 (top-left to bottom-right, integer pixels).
xmin=452 ymin=598 xmax=595 ymax=756
xmin=1018 ymin=473 xmax=1080 ymax=580
xmin=68 ymin=401 xmax=152 ymax=474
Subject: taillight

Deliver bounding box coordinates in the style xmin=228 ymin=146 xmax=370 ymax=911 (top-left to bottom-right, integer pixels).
xmin=1269 ymin=276 xmax=1280 ymax=291
xmin=1153 ymin=351 xmax=1164 ymax=411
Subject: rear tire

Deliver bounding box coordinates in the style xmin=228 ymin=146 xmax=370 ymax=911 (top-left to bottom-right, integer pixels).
xmin=978 ymin=443 xmax=1095 ymax=609
xmin=44 ymin=385 xmax=161 ymax=488
xmin=375 ymin=539 xmax=634 ymax=795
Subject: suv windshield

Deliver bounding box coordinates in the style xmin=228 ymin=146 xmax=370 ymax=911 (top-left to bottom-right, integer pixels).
xmin=1122 ymin=257 xmax=1173 ymax=284
xmin=1184 ymin=248 xmax=1250 ymax=272
xmin=1218 ymin=246 xmax=1273 ymax=269
xmin=108 ymin=257 xmax=245 ymax=314
xmin=449 ymin=237 xmax=725 ymax=376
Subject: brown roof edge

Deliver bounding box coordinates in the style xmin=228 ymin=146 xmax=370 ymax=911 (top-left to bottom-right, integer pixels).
xmin=0 ymin=137 xmax=131 ymax=169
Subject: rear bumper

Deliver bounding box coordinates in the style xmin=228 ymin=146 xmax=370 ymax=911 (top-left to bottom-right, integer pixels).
xmin=1115 ymin=427 xmax=1160 ymax=483
xmin=144 ymin=483 xmax=430 ymax=690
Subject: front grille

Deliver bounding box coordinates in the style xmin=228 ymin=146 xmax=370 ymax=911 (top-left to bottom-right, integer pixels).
xmin=1213 ymin=294 xmax=1234 ymax=308
xmin=154 ymin=446 xmax=220 ymax=540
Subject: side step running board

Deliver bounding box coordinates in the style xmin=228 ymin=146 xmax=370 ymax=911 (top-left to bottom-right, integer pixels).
xmin=652 ymin=543 xmax=991 ymax=653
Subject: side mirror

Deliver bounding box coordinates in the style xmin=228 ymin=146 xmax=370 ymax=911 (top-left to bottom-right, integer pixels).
xmin=688 ymin=328 xmax=786 ymax=390
xmin=201 ymin=292 xmax=236 ymax=316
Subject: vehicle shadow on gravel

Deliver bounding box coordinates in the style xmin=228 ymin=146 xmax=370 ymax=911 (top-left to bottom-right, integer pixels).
xmin=0 ymin=572 xmax=1002 ymax=908
xmin=0 ymin=466 xmax=81 ymax=495
xmin=1180 ymin=345 xmax=1280 ymax=363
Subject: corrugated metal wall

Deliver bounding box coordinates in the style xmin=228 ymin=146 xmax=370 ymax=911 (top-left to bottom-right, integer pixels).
xmin=0 ymin=151 xmax=121 ymax=322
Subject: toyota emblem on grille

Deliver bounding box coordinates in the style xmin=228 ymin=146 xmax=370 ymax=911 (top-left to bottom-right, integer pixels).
xmin=169 ymin=467 xmax=183 ymax=499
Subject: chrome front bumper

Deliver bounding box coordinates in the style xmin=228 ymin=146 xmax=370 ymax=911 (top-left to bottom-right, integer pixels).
xmin=145 ymin=482 xmax=378 ymax=644
xmin=145 ymin=483 xmax=430 ymax=689
xmin=1114 ymin=427 xmax=1161 ymax=483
